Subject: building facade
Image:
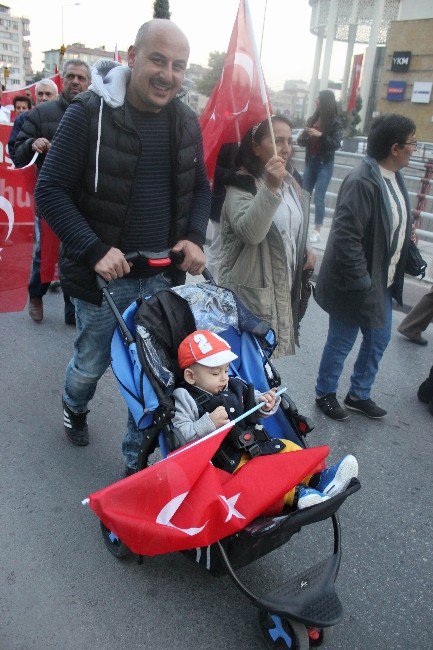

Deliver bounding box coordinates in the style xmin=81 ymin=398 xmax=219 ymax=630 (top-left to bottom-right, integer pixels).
xmin=0 ymin=4 xmax=32 ymax=88
xmin=43 ymin=43 xmax=128 ymax=76
xmin=375 ymin=18 xmax=433 ymax=143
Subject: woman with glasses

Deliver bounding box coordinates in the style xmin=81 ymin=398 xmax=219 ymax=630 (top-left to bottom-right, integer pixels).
xmin=298 ymin=90 xmax=342 ymax=243
xmin=218 ymin=116 xmax=315 ymax=357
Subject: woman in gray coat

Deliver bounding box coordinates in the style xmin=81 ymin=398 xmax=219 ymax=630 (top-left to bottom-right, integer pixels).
xmin=219 ymin=116 xmax=315 ymax=357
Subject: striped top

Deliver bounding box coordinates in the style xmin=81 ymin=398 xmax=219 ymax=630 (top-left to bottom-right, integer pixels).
xmin=35 ymin=100 xmax=210 ymax=274
xmin=379 ymin=166 xmax=407 ymax=287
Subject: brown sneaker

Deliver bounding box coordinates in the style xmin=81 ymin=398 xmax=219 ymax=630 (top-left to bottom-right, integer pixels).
xmin=29 ymin=297 xmax=43 ymax=322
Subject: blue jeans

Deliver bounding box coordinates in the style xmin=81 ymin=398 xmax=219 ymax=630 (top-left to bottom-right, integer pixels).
xmin=302 ymin=158 xmax=334 ymax=227
xmin=64 ymin=273 xmax=172 ymax=468
xmin=315 ymin=289 xmax=393 ymax=400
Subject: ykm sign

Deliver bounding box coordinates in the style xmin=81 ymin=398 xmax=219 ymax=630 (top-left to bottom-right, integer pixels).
xmin=391 ymin=51 xmax=411 ymax=72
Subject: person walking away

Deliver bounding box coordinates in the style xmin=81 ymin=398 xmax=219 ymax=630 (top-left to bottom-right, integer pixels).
xmin=35 ymin=20 xmax=210 ymax=474
xmin=297 ymin=89 xmax=341 ymax=243
xmin=397 ymin=285 xmax=433 ymax=345
xmin=314 ymin=114 xmax=416 ymax=420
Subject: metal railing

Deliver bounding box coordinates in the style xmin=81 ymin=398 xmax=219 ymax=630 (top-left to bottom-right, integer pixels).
xmin=292 ymin=147 xmax=433 ymax=242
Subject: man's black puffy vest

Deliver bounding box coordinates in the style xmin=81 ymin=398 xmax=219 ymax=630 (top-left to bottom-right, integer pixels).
xmin=59 ymin=92 xmax=203 ymax=305
xmin=184 ymin=378 xmax=283 ymax=473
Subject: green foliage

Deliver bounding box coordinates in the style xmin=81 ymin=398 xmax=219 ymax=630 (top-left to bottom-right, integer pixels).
xmin=153 ymin=0 xmax=171 ymax=19
xmin=195 ymin=51 xmax=226 ymax=97
xmin=339 ymin=94 xmax=362 ymax=137
xmin=32 ymin=71 xmax=44 ymax=82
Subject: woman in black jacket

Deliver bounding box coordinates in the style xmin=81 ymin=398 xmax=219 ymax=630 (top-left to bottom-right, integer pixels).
xmin=298 ymin=89 xmax=341 ymax=243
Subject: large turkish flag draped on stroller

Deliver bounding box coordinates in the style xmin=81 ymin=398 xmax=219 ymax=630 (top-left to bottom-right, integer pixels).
xmin=199 ymin=0 xmax=272 ymax=183
xmin=88 ymin=423 xmax=329 ymax=556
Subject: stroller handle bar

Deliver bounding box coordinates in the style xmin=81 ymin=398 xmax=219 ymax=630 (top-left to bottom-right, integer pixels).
xmin=95 ymin=249 xmax=216 ymax=347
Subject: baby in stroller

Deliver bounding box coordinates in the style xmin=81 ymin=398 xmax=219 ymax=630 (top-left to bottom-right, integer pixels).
xmin=173 ymin=329 xmax=358 ymax=511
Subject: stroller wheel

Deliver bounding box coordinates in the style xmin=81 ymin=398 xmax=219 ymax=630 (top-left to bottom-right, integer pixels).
xmin=100 ymin=522 xmax=133 ymax=559
xmin=258 ymin=611 xmax=309 ymax=649
xmin=308 ymin=626 xmax=334 ymax=647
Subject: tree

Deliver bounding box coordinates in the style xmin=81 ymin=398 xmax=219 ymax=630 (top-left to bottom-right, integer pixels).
xmin=32 ymin=71 xmax=44 ymax=82
xmin=153 ymin=0 xmax=171 ymax=19
xmin=195 ymin=51 xmax=226 ymax=97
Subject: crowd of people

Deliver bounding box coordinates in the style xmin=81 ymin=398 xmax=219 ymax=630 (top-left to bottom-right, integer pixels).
xmin=2 ymin=18 xmax=432 ymax=477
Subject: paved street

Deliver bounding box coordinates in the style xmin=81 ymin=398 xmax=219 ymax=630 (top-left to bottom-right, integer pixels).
xmin=0 ymin=288 xmax=432 ymax=650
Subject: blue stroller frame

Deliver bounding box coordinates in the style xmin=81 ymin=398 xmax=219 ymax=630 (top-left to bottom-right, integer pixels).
xmin=98 ymin=259 xmax=360 ymax=649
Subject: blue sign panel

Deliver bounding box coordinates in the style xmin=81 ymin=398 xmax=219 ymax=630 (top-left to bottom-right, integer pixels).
xmin=387 ymin=81 xmax=406 ymax=101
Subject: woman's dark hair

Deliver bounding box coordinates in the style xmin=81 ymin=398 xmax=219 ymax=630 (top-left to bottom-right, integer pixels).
xmin=366 ymin=114 xmax=416 ymax=161
xmin=13 ymin=94 xmax=32 ymax=110
xmin=306 ymin=89 xmax=337 ymax=134
xmin=235 ymin=115 xmax=293 ymax=178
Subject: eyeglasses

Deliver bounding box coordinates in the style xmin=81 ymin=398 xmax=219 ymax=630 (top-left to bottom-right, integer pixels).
xmin=401 ymin=140 xmax=418 ymax=149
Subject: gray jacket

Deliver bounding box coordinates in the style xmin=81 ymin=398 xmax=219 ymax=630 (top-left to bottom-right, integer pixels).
xmin=218 ymin=172 xmax=310 ymax=357
xmin=315 ymin=156 xmax=412 ymax=328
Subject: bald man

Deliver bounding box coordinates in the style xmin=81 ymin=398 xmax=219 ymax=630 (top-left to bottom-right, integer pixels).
xmin=35 ymin=20 xmax=210 ymax=471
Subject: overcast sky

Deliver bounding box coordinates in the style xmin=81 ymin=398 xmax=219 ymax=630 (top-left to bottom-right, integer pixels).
xmin=9 ymin=0 xmax=365 ymax=90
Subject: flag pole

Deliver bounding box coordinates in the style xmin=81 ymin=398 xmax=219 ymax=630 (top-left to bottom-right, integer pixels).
xmin=244 ymin=0 xmax=276 ymax=157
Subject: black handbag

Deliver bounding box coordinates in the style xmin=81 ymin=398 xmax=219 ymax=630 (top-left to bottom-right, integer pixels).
xmin=405 ymin=241 xmax=427 ymax=278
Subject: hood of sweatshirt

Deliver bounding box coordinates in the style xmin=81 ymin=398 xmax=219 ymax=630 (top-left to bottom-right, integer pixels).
xmin=89 ymin=60 xmax=130 ymax=108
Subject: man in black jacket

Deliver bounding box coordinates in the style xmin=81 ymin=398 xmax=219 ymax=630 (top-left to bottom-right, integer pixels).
xmin=15 ymin=60 xmax=91 ymax=324
xmin=35 ymin=20 xmax=210 ymax=472
xmin=314 ymin=114 xmax=415 ymax=420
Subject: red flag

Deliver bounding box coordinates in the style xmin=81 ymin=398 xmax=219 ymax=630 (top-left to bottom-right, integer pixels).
xmin=1 ymin=73 xmax=62 ymax=107
xmin=88 ymin=423 xmax=329 ymax=556
xmin=199 ymin=0 xmax=272 ymax=182
xmin=347 ymin=54 xmax=363 ymax=113
xmin=40 ymin=218 xmax=60 ymax=283
xmin=0 ymin=124 xmax=36 ymax=312
xmin=114 ymin=44 xmax=122 ymax=64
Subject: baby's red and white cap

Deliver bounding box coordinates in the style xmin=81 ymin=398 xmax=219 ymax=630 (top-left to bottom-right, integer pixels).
xmin=178 ymin=330 xmax=238 ymax=370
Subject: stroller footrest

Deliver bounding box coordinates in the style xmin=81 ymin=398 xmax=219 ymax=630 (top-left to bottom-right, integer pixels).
xmin=259 ymin=554 xmax=343 ymax=627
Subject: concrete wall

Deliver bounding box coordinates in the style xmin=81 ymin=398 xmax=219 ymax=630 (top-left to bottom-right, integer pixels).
xmin=376 ymin=18 xmax=433 ymax=143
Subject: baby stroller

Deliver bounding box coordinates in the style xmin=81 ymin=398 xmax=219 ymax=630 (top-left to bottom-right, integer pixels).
xmin=92 ymin=251 xmax=360 ymax=649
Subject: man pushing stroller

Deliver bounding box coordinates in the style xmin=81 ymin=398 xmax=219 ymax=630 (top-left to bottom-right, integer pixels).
xmin=173 ymin=330 xmax=358 ymax=510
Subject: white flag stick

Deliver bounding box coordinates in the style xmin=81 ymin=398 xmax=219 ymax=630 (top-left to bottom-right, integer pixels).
xmin=244 ymin=0 xmax=277 ymax=157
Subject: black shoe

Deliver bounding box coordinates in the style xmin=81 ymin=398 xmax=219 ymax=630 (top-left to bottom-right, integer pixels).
xmin=417 ymin=378 xmax=433 ymax=403
xmin=62 ymin=399 xmax=89 ymax=446
xmin=65 ymin=313 xmax=76 ymax=326
xmin=398 ymin=330 xmax=428 ymax=346
xmin=343 ymin=394 xmax=387 ymax=419
xmin=315 ymin=393 xmax=349 ymax=420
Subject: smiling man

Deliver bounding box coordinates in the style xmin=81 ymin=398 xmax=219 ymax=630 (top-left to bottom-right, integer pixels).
xmin=34 ymin=20 xmax=210 ymax=473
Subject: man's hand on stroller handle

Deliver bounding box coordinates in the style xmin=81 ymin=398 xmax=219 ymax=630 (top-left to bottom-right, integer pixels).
xmin=210 ymin=406 xmax=230 ymax=428
xmin=171 ymin=240 xmax=206 ymax=275
xmin=94 ymin=247 xmax=132 ymax=282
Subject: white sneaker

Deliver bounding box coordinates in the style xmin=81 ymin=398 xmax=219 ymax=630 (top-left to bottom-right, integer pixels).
xmin=309 ymin=230 xmax=321 ymax=243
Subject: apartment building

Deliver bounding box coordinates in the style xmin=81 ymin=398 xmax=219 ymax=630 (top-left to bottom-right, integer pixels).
xmin=0 ymin=4 xmax=32 ymax=88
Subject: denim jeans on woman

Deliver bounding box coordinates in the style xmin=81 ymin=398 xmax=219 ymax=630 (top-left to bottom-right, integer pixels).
xmin=302 ymin=158 xmax=334 ymax=227
xmin=65 ymin=273 xmax=172 ymax=469
xmin=316 ymin=289 xmax=393 ymax=400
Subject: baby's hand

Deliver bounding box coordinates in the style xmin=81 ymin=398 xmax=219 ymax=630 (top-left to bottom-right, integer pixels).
xmin=260 ymin=389 xmax=277 ymax=412
xmin=210 ymin=406 xmax=230 ymax=428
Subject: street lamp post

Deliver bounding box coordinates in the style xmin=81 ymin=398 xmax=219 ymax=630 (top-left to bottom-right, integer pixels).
xmin=61 ymin=2 xmax=80 ymax=49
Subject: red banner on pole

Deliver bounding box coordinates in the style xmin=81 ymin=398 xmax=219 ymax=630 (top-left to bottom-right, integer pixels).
xmin=0 ymin=125 xmax=36 ymax=313
xmin=347 ymin=54 xmax=363 ymax=113
xmin=199 ymin=0 xmax=272 ymax=183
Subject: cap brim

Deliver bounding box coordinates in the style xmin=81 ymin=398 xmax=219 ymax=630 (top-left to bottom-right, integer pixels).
xmin=198 ymin=350 xmax=238 ymax=367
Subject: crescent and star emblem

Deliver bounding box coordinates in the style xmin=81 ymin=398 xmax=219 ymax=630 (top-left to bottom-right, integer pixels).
xmin=156 ymin=492 xmax=245 ymax=535
xmin=0 ymin=196 xmax=15 ymax=258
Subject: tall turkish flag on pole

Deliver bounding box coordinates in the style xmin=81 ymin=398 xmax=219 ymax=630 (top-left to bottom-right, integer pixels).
xmin=87 ymin=420 xmax=329 ymax=556
xmin=199 ymin=0 xmax=273 ymax=182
